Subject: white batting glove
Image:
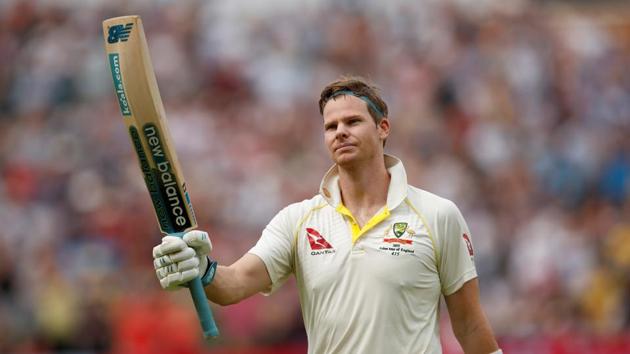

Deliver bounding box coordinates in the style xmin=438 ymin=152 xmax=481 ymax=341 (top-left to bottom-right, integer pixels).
xmin=183 ymin=230 xmax=213 ymax=274
xmin=152 ymin=230 xmax=214 ymax=290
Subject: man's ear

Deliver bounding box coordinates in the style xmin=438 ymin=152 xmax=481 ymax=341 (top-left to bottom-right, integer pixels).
xmin=378 ymin=118 xmax=390 ymax=140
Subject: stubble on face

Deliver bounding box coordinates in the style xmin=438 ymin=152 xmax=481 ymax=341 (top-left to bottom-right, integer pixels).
xmin=322 ymin=96 xmax=385 ymax=167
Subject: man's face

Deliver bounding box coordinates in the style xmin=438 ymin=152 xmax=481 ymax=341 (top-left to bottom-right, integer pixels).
xmin=322 ymin=95 xmax=389 ymax=167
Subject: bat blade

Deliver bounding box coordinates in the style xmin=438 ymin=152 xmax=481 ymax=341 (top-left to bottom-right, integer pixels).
xmin=103 ymin=15 xmax=218 ymax=339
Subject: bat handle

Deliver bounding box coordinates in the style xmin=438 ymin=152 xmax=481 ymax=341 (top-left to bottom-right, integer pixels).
xmin=172 ymin=231 xmax=219 ymax=338
xmin=188 ymin=276 xmax=220 ymax=338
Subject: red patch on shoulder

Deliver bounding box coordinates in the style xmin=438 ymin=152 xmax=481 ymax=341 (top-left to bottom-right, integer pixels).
xmin=463 ymin=233 xmax=474 ymax=256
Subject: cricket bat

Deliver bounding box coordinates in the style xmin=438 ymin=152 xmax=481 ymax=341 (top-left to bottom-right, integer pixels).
xmin=102 ymin=15 xmax=219 ymax=338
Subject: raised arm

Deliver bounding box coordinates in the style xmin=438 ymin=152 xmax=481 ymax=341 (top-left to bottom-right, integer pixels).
xmin=152 ymin=231 xmax=272 ymax=306
xmin=204 ymin=253 xmax=271 ymax=305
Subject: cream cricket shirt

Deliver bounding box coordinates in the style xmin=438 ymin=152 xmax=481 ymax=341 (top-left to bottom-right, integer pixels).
xmin=248 ymin=155 xmax=477 ymax=354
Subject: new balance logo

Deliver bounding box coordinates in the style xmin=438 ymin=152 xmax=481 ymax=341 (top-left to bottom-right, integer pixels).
xmin=107 ymin=23 xmax=134 ymax=43
xmin=306 ymin=228 xmax=333 ymax=250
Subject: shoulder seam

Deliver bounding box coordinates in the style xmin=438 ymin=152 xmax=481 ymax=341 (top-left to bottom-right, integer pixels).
xmin=292 ymin=203 xmax=328 ymax=271
xmin=404 ymin=197 xmax=441 ymax=278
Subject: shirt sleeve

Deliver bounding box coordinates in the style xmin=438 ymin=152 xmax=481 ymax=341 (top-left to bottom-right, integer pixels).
xmin=248 ymin=205 xmax=296 ymax=295
xmin=438 ymin=200 xmax=478 ymax=296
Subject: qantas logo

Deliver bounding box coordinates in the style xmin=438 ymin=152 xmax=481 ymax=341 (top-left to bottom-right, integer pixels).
xmin=306 ymin=228 xmax=333 ymax=249
xmin=306 ymin=228 xmax=335 ymax=255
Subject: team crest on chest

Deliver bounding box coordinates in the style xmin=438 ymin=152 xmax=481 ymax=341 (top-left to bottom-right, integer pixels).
xmin=380 ymin=221 xmax=415 ymax=255
xmin=393 ymin=222 xmax=408 ymax=238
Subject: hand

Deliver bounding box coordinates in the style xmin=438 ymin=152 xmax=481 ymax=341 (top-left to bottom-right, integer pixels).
xmin=153 ymin=230 xmax=215 ymax=290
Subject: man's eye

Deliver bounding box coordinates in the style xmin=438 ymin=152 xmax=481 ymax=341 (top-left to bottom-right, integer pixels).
xmin=325 ymin=125 xmax=336 ymax=131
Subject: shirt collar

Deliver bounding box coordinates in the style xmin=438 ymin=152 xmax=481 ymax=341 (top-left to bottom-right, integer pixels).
xmin=319 ymin=154 xmax=408 ymax=210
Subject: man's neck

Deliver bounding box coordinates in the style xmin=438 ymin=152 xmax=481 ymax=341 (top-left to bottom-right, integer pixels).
xmin=337 ymin=156 xmax=390 ymax=225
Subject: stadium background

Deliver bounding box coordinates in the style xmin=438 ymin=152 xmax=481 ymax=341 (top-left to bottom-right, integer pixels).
xmin=1 ymin=0 xmax=629 ymax=353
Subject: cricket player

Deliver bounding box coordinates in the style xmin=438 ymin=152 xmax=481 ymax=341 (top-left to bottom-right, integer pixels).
xmin=152 ymin=77 xmax=501 ymax=353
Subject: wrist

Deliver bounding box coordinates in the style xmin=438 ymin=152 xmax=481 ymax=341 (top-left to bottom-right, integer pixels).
xmin=201 ymin=256 xmax=218 ymax=286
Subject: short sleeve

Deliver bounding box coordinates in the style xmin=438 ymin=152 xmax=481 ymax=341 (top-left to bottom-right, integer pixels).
xmin=248 ymin=205 xmax=296 ymax=295
xmin=438 ymin=201 xmax=478 ymax=296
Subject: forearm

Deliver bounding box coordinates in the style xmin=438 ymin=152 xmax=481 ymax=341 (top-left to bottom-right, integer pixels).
xmin=203 ymin=253 xmax=272 ymax=306
xmin=203 ymin=265 xmax=246 ymax=306
xmin=452 ymin=313 xmax=498 ymax=354
xmin=445 ymin=279 xmax=499 ymax=354
xmin=153 ymin=233 xmax=270 ymax=305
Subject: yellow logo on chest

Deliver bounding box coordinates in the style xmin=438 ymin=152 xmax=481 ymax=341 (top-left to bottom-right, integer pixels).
xmin=393 ymin=222 xmax=408 ymax=237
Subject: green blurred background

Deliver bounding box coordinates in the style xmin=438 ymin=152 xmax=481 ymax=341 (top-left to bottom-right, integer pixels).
xmin=1 ymin=0 xmax=629 ymax=353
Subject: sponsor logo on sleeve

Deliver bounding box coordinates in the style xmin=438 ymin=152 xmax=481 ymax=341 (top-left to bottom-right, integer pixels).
xmin=463 ymin=233 xmax=474 ymax=256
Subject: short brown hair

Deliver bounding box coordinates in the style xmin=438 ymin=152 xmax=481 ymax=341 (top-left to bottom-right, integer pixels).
xmin=319 ymin=76 xmax=388 ymax=123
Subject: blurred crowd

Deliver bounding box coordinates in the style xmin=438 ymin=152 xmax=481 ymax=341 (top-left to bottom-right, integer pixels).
xmin=1 ymin=0 xmax=629 ymax=353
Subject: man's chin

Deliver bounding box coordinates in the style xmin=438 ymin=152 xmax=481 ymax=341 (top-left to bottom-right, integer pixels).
xmin=334 ymin=152 xmax=359 ymax=166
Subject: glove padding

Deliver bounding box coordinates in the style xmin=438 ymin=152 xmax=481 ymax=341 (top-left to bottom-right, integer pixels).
xmin=153 ymin=230 xmax=213 ymax=290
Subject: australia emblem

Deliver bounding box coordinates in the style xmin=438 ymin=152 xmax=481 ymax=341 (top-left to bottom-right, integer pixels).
xmin=393 ymin=222 xmax=408 ymax=238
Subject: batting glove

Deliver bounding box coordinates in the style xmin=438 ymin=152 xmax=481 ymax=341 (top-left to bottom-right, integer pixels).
xmin=153 ymin=230 xmax=217 ymax=290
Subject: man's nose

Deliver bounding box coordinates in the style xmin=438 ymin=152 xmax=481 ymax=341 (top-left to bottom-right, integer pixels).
xmin=335 ymin=123 xmax=349 ymax=139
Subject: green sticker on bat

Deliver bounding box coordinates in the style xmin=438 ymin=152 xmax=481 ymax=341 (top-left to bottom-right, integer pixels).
xmin=143 ymin=123 xmax=195 ymax=232
xmin=109 ymin=53 xmax=131 ymax=116
xmin=129 ymin=126 xmax=170 ymax=231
